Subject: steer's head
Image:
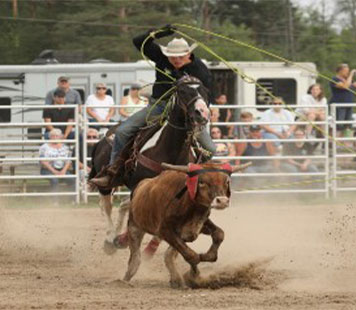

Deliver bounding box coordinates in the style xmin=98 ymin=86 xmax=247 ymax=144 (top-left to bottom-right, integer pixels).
xmin=161 ymin=162 xmax=251 ymax=209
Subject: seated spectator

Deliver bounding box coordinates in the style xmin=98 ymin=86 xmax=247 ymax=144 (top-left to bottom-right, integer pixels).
xmin=237 ymin=110 xmax=253 ymax=139
xmin=43 ymin=88 xmax=75 ymax=139
xmin=235 ymin=125 xmax=278 ymax=173
xmin=297 ymin=83 xmax=327 ymax=138
xmin=86 ymin=82 xmax=115 ymax=129
xmin=210 ymin=126 xmax=235 ymax=164
xmin=119 ymin=83 xmax=148 ymax=121
xmin=215 ymin=94 xmax=232 ymax=137
xmin=260 ymin=97 xmax=295 ymax=145
xmin=280 ymin=127 xmax=318 ymax=174
xmin=77 ymin=128 xmax=99 ymax=174
xmin=210 ymin=107 xmax=220 ymax=124
xmin=39 ymin=128 xmax=74 ymax=191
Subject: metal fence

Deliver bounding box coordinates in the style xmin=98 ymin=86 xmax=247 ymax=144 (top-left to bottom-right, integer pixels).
xmin=1 ymin=103 xmax=355 ymax=203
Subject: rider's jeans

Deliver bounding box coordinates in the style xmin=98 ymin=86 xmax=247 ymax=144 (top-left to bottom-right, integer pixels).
xmin=110 ymin=103 xmax=216 ymax=164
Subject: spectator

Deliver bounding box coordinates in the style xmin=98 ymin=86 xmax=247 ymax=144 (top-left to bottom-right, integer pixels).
xmin=39 ymin=128 xmax=74 ymax=192
xmin=280 ymin=127 xmax=318 ymax=174
xmin=86 ymin=82 xmax=115 ymax=129
xmin=45 ymin=76 xmax=82 ymax=107
xmin=297 ymin=83 xmax=327 ymax=138
xmin=329 ymin=63 xmax=356 ymax=136
xmin=210 ymin=107 xmax=220 ymax=124
xmin=235 ymin=125 xmax=278 ymax=173
xmin=237 ymin=110 xmax=253 ymax=139
xmin=215 ymin=94 xmax=232 ymax=137
xmin=119 ymin=83 xmax=148 ymax=121
xmin=210 ymin=126 xmax=235 ymax=164
xmin=77 ymin=128 xmax=99 ymax=174
xmin=43 ymin=88 xmax=75 ymax=139
xmin=260 ymin=96 xmax=295 ymax=145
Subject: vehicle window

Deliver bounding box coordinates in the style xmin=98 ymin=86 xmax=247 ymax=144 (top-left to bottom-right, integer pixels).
xmin=0 ymin=97 xmax=11 ymax=122
xmin=256 ymin=78 xmax=296 ymax=111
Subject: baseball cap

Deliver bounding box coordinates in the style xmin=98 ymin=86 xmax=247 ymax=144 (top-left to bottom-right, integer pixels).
xmin=250 ymin=125 xmax=261 ymax=131
xmin=57 ymin=76 xmax=70 ymax=82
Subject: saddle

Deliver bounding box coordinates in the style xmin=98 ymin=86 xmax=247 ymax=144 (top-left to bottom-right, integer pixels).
xmin=105 ymin=122 xmax=163 ymax=187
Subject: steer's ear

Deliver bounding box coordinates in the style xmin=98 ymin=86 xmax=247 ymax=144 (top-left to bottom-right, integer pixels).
xmin=231 ymin=162 xmax=252 ymax=173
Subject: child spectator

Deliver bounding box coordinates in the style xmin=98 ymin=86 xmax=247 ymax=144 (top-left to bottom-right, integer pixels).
xmin=210 ymin=126 xmax=235 ymax=164
xmin=237 ymin=110 xmax=253 ymax=139
xmin=214 ymin=94 xmax=232 ymax=137
xmin=297 ymin=83 xmax=327 ymax=138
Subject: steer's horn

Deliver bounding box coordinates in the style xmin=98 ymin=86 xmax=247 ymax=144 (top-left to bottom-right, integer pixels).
xmin=231 ymin=162 xmax=252 ymax=173
xmin=161 ymin=162 xmax=189 ymax=173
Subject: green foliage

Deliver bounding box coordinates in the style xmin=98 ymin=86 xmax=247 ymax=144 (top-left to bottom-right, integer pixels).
xmin=0 ymin=0 xmax=355 ymax=88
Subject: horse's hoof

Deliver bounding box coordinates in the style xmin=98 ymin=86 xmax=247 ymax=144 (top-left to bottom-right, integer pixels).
xmin=113 ymin=233 xmax=128 ymax=249
xmin=170 ymin=278 xmax=184 ymax=289
xmin=103 ymin=240 xmax=118 ymax=255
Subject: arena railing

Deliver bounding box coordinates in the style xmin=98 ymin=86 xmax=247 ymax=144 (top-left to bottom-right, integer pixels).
xmin=330 ymin=103 xmax=356 ymax=198
xmin=209 ymin=104 xmax=330 ymax=198
xmin=0 ymin=105 xmax=80 ymax=203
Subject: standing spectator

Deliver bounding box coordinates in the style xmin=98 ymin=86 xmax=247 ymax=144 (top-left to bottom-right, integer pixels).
xmin=235 ymin=125 xmax=278 ymax=173
xmin=210 ymin=126 xmax=235 ymax=164
xmin=260 ymin=97 xmax=295 ymax=145
xmin=86 ymin=82 xmax=115 ymax=129
xmin=215 ymin=94 xmax=232 ymax=137
xmin=297 ymin=83 xmax=327 ymax=138
xmin=329 ymin=63 xmax=356 ymax=136
xmin=45 ymin=76 xmax=82 ymax=107
xmin=119 ymin=83 xmax=148 ymax=121
xmin=237 ymin=110 xmax=253 ymax=139
xmin=78 ymin=128 xmax=99 ymax=173
xmin=280 ymin=127 xmax=318 ymax=174
xmin=39 ymin=128 xmax=73 ymax=192
xmin=43 ymin=89 xmax=75 ymax=139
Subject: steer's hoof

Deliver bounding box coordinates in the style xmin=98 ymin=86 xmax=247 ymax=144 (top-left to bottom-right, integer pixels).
xmin=113 ymin=232 xmax=129 ymax=249
xmin=103 ymin=240 xmax=118 ymax=255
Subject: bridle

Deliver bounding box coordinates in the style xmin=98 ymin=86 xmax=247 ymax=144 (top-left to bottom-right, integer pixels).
xmin=167 ymin=78 xmax=208 ymax=131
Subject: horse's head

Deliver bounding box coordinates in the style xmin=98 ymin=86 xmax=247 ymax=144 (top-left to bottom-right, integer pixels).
xmin=172 ymin=76 xmax=210 ymax=130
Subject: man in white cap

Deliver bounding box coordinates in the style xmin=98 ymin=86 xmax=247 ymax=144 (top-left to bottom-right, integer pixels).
xmin=91 ymin=25 xmax=216 ymax=188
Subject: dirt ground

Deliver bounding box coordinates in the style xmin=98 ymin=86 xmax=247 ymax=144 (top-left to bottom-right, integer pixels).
xmin=1 ymin=197 xmax=356 ymax=310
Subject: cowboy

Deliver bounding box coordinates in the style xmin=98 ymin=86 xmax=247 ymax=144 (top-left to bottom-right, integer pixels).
xmin=91 ymin=25 xmax=216 ymax=188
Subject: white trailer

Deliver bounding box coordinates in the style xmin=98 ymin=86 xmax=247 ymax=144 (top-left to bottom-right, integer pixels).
xmin=0 ymin=61 xmax=316 ymax=139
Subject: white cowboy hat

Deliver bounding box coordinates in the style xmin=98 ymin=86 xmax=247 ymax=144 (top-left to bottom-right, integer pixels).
xmin=160 ymin=38 xmax=198 ymax=57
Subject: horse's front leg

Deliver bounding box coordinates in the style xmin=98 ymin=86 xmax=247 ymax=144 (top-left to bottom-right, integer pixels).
xmin=199 ymin=218 xmax=224 ymax=263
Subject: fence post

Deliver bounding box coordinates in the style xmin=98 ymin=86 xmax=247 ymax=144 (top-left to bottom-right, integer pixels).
xmin=331 ymin=104 xmax=337 ymax=198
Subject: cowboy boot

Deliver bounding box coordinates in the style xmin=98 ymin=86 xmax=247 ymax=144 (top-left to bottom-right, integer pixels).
xmin=90 ymin=159 xmax=124 ymax=189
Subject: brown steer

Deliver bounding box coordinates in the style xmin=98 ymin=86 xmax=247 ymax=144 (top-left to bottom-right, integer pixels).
xmin=123 ymin=162 xmax=250 ymax=288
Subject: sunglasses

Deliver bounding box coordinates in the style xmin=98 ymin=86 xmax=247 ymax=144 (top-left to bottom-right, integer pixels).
xmin=87 ymin=135 xmax=98 ymax=139
xmin=96 ymin=87 xmax=106 ymax=90
xmin=273 ymin=101 xmax=283 ymax=105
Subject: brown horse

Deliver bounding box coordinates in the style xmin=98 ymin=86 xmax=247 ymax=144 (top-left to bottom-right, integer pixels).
xmin=89 ymin=76 xmax=211 ymax=253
